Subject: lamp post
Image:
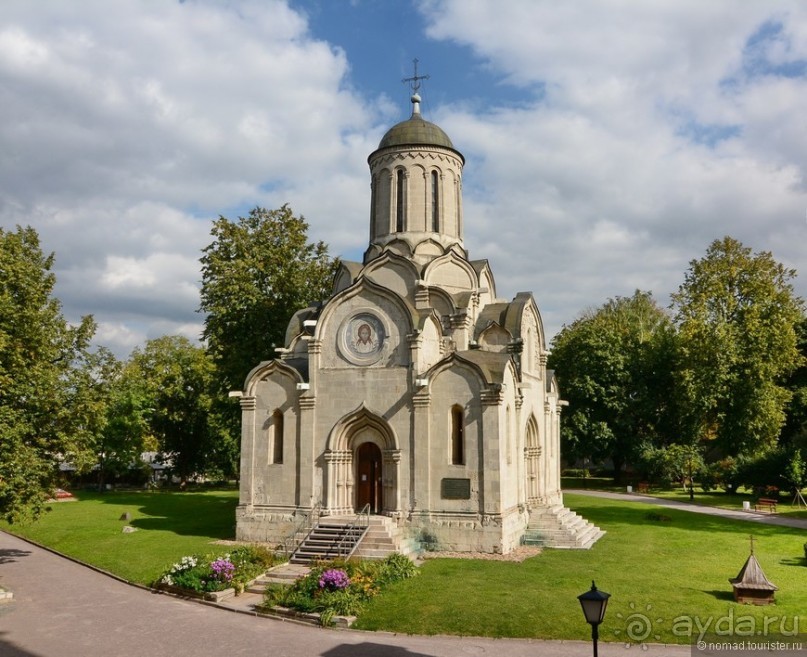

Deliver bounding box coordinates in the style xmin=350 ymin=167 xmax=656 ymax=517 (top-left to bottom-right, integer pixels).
xmin=578 ymin=580 xmax=610 ymax=657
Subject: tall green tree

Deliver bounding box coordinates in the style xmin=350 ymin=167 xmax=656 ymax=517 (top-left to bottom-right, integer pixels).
xmin=0 ymin=226 xmax=97 ymax=522
xmin=671 ymin=236 xmax=804 ymax=456
xmin=199 ymin=205 xmax=338 ymax=473
xmin=129 ymin=336 xmax=213 ymax=484
xmin=200 ymin=205 xmax=338 ymax=391
xmin=93 ymin=349 xmax=154 ymax=490
xmin=549 ymin=290 xmax=676 ymax=477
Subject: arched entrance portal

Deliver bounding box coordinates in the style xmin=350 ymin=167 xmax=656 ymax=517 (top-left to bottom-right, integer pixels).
xmin=323 ymin=404 xmax=402 ymax=516
xmin=356 ymin=442 xmax=383 ymax=513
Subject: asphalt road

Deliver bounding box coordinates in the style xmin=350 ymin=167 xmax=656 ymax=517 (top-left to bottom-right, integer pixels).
xmin=0 ymin=530 xmax=692 ymax=657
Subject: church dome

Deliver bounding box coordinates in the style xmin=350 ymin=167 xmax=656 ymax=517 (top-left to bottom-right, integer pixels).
xmin=378 ymin=114 xmax=455 ymax=150
xmin=375 ymin=93 xmax=457 ymax=152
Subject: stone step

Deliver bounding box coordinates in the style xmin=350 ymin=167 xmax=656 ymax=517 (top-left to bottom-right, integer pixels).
xmin=290 ymin=520 xmax=370 ymax=564
xmin=525 ymin=505 xmax=605 ymax=550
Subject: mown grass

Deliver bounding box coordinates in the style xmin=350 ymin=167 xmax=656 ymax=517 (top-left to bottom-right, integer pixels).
xmin=0 ymin=488 xmax=239 ymax=584
xmin=3 ymin=490 xmax=805 ymax=644
xmin=563 ymin=477 xmax=807 ymax=520
xmin=354 ymin=494 xmax=807 ymax=644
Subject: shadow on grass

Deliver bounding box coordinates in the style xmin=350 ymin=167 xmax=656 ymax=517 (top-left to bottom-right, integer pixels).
xmin=69 ymin=490 xmax=238 ymax=539
xmin=703 ymin=589 xmax=735 ymax=602
xmin=778 ymin=557 xmax=807 ymax=568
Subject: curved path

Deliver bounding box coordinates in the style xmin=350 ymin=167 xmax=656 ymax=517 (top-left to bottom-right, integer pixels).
xmin=0 ymin=530 xmax=689 ymax=657
xmin=567 ymin=489 xmax=807 ymax=529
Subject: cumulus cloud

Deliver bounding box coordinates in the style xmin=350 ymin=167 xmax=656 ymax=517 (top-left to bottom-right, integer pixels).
xmin=2 ymin=0 xmax=806 ymax=358
xmin=0 ymin=0 xmax=381 ymax=355
xmin=420 ymin=0 xmax=807 ymax=332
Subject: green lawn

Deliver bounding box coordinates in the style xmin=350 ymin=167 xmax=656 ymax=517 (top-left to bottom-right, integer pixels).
xmin=0 ymin=488 xmax=239 ymax=584
xmin=563 ymin=477 xmax=807 ymax=520
xmin=3 ymin=490 xmax=805 ymax=645
xmin=355 ymin=494 xmax=807 ymax=644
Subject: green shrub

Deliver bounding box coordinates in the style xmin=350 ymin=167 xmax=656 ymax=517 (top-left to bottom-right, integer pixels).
xmin=561 ymin=468 xmax=590 ymax=478
xmin=157 ymin=546 xmax=280 ymax=594
xmin=376 ymin=552 xmax=418 ymax=584
xmin=261 ymin=554 xmax=418 ymax=623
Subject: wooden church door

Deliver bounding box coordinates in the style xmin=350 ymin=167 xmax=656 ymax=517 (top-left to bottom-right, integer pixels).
xmin=356 ymin=442 xmax=383 ymax=513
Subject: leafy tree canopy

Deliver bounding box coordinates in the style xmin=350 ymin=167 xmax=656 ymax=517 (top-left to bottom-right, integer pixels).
xmin=128 ymin=336 xmax=214 ymax=484
xmin=0 ymin=226 xmax=97 ymax=522
xmin=199 ymin=205 xmax=339 ymax=392
xmin=671 ymin=236 xmax=805 ymax=456
xmin=549 ymin=290 xmax=675 ymax=476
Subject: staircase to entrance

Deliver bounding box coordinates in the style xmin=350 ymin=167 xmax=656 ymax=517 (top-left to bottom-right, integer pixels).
xmin=290 ymin=514 xmax=411 ymax=564
xmin=522 ymin=505 xmax=605 ymax=549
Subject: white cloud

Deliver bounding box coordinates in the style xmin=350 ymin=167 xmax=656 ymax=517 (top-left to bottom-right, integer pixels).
xmin=0 ymin=0 xmax=383 ymax=356
xmin=419 ymin=0 xmax=807 ymax=334
xmin=2 ymin=0 xmax=806 ymax=360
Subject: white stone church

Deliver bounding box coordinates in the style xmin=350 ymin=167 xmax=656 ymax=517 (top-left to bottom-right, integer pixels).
xmin=235 ymin=90 xmax=602 ymax=555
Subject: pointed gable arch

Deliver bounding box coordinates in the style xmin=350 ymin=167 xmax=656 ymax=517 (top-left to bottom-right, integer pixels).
xmin=380 ymin=238 xmax=413 ymax=259
xmin=361 ymin=251 xmax=420 ymax=301
xmin=470 ymin=260 xmax=497 ymax=304
xmin=317 ymin=276 xmax=415 ymax=335
xmin=244 ymin=359 xmax=304 ymax=396
xmin=413 ymin=238 xmax=445 ymax=259
xmin=326 ymin=403 xmax=399 ymax=452
xmin=333 ymin=261 xmax=362 ymax=295
xmin=316 ymin=276 xmax=416 ymax=369
xmin=427 ymin=285 xmax=456 ymax=323
xmin=423 ymin=250 xmax=478 ymax=293
xmin=425 ymin=352 xmax=492 ymax=389
xmin=478 ymin=322 xmax=513 ymax=352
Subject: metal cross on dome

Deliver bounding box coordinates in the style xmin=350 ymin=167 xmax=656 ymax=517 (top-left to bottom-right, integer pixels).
xmin=402 ymin=58 xmax=430 ymax=93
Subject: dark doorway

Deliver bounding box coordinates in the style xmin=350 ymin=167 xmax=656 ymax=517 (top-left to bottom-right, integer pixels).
xmin=356 ymin=442 xmax=383 ymax=513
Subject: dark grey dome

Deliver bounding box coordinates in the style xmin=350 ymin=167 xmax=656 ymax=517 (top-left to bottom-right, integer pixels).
xmin=378 ymin=114 xmax=455 ymax=150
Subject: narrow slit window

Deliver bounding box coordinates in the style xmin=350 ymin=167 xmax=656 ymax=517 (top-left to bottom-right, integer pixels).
xmin=370 ymin=176 xmax=377 ymax=237
xmin=272 ymin=410 xmax=284 ymax=464
xmin=396 ymin=169 xmax=405 ymax=232
xmin=431 ymin=170 xmax=440 ymax=232
xmin=451 ymin=405 xmax=464 ymax=465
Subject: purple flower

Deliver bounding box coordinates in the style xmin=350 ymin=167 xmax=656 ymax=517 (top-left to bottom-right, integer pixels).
xmin=210 ymin=558 xmax=235 ymax=582
xmin=318 ymin=568 xmax=350 ymax=591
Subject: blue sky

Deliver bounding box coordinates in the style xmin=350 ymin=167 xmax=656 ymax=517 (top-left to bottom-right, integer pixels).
xmin=2 ymin=0 xmax=807 ymax=357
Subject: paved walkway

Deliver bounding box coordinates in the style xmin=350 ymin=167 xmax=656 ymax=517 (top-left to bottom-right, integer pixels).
xmin=567 ymin=489 xmax=807 ymax=530
xmin=0 ymin=531 xmax=690 ymax=657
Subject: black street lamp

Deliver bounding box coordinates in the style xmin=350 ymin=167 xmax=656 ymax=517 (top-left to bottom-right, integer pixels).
xmin=578 ymin=580 xmax=611 ymax=657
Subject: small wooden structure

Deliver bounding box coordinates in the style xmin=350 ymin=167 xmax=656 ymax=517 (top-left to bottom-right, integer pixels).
xmin=729 ymin=536 xmax=777 ymax=605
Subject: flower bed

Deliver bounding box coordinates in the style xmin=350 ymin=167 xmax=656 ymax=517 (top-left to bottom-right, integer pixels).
xmin=260 ymin=553 xmax=418 ymax=626
xmin=155 ymin=545 xmax=280 ymax=597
